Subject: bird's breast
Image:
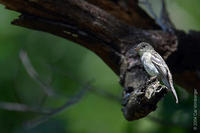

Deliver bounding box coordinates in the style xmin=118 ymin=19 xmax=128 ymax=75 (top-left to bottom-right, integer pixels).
xmin=141 ymin=52 xmax=159 ymax=76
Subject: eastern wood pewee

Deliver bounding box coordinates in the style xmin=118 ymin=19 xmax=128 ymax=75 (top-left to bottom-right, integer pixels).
xmin=135 ymin=42 xmax=179 ymax=103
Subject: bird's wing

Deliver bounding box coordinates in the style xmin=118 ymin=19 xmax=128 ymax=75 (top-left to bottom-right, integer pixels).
xmin=151 ymin=51 xmax=179 ymax=103
xmin=151 ymin=51 xmax=168 ymax=78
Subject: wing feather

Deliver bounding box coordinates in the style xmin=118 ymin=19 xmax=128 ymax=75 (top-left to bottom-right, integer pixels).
xmin=151 ymin=52 xmax=179 ymax=103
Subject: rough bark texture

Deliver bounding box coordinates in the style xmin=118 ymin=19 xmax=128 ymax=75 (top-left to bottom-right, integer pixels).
xmin=0 ymin=0 xmax=200 ymax=121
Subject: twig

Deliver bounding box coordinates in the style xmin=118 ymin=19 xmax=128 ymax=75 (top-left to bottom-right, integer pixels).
xmin=23 ymin=82 xmax=91 ymax=129
xmin=19 ymin=52 xmax=119 ymax=128
xmin=139 ymin=0 xmax=158 ymax=20
xmin=159 ymin=0 xmax=175 ymax=32
xmin=0 ymin=102 xmax=51 ymax=114
xmin=19 ymin=49 xmax=56 ymax=97
xmin=140 ymin=0 xmax=174 ymax=32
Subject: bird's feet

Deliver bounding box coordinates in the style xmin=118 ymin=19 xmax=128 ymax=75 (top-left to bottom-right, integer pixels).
xmin=147 ymin=76 xmax=157 ymax=84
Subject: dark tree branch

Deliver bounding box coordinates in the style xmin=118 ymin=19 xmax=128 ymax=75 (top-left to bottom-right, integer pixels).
xmin=0 ymin=0 xmax=200 ymax=121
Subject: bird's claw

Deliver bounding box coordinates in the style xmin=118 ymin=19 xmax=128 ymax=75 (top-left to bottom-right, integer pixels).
xmin=147 ymin=76 xmax=157 ymax=84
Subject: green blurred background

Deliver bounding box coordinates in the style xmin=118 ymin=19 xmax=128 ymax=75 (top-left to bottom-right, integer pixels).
xmin=0 ymin=0 xmax=199 ymax=133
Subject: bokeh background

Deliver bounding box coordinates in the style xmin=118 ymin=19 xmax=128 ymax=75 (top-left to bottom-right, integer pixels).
xmin=0 ymin=0 xmax=200 ymax=133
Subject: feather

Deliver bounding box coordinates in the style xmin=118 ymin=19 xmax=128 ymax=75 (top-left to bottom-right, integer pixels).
xmin=151 ymin=51 xmax=179 ymax=103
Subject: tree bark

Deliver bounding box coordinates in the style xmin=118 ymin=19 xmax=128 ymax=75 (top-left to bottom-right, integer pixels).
xmin=0 ymin=0 xmax=199 ymax=121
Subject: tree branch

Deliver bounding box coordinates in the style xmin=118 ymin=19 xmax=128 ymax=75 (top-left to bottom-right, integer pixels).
xmin=19 ymin=49 xmax=56 ymax=97
xmin=0 ymin=102 xmax=50 ymax=114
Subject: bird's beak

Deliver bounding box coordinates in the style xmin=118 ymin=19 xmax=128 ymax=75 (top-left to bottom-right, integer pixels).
xmin=135 ymin=47 xmax=139 ymax=51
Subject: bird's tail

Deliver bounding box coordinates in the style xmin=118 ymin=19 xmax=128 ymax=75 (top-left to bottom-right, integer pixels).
xmin=164 ymin=69 xmax=179 ymax=104
xmin=169 ymin=83 xmax=179 ymax=104
xmin=162 ymin=78 xmax=179 ymax=104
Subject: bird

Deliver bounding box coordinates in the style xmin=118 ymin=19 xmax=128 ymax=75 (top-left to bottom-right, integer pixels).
xmin=135 ymin=42 xmax=179 ymax=103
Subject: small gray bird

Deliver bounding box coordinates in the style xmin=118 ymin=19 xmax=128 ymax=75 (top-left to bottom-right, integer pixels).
xmin=135 ymin=42 xmax=178 ymax=103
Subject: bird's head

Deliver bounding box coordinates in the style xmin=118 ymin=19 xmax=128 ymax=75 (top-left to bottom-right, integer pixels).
xmin=135 ymin=42 xmax=154 ymax=56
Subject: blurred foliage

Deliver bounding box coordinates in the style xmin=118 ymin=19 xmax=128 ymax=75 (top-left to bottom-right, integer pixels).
xmin=0 ymin=0 xmax=200 ymax=133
